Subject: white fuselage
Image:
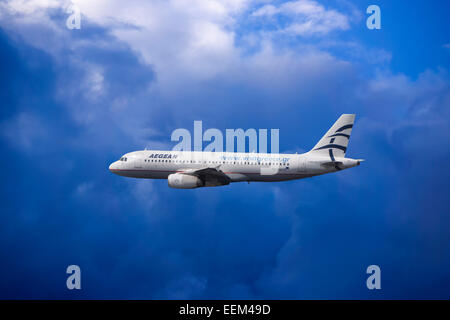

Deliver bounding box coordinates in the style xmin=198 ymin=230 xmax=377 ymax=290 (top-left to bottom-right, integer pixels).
xmin=109 ymin=150 xmax=361 ymax=183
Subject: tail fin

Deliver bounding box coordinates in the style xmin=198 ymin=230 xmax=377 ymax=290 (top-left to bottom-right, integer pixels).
xmin=308 ymin=114 xmax=355 ymax=158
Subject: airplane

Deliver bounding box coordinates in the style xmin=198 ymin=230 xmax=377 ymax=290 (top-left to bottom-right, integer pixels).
xmin=109 ymin=114 xmax=363 ymax=189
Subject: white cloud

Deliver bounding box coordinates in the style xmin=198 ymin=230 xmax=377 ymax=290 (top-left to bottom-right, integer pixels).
xmin=85 ymin=66 xmax=105 ymax=97
xmin=75 ymin=0 xmax=245 ymax=84
xmin=252 ymin=0 xmax=350 ymax=36
xmin=0 ymin=0 xmax=352 ymax=83
xmin=0 ymin=0 xmax=75 ymax=56
xmin=0 ymin=0 xmax=354 ymax=92
xmin=7 ymin=0 xmax=441 ymax=155
xmin=0 ymin=0 xmax=61 ymax=15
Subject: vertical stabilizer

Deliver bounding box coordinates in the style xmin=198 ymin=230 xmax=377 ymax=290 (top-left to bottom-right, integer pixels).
xmin=308 ymin=114 xmax=355 ymax=159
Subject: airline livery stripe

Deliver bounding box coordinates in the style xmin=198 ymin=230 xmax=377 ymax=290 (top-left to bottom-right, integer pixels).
xmin=328 ymin=149 xmax=335 ymax=162
xmin=335 ymin=124 xmax=353 ymax=132
xmin=313 ymin=144 xmax=347 ymax=152
xmin=328 ymin=149 xmax=341 ymax=171
xmin=328 ymin=133 xmax=350 ymax=139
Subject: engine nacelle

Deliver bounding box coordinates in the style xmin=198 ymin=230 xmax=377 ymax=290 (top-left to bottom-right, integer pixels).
xmin=168 ymin=173 xmax=203 ymax=189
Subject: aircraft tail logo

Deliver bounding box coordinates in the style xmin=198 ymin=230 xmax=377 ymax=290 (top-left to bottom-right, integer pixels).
xmin=307 ymin=114 xmax=355 ymax=166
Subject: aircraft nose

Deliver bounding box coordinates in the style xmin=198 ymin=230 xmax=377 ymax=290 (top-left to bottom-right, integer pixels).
xmin=109 ymin=161 xmax=118 ymax=172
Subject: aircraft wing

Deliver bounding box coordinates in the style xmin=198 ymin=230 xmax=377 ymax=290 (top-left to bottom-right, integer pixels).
xmin=180 ymin=167 xmax=231 ymax=186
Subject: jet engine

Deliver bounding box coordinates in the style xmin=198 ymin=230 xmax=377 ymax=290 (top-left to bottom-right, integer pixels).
xmin=168 ymin=173 xmax=204 ymax=189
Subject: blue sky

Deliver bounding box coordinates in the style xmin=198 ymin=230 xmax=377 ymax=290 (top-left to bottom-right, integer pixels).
xmin=0 ymin=0 xmax=449 ymax=299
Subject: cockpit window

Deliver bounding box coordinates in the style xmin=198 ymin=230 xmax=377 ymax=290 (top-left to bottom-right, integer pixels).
xmin=119 ymin=157 xmax=128 ymax=161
